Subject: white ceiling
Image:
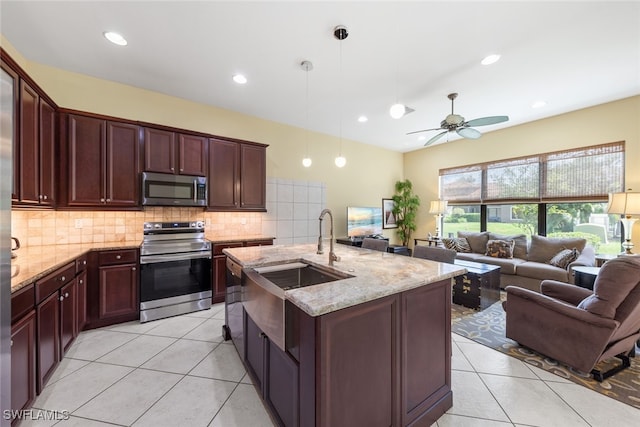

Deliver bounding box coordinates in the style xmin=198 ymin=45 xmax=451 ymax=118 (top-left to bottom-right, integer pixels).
xmin=2 ymin=1 xmax=639 ymax=153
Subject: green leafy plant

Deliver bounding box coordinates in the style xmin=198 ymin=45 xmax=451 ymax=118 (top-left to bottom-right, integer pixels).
xmin=391 ymin=179 xmax=420 ymax=246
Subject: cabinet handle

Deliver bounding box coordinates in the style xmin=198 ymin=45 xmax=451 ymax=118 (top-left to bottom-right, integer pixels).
xmin=106 ymin=198 xmax=111 ymax=202
xmin=100 ymin=198 xmax=105 ymax=203
xmin=43 ymin=195 xmax=48 ymax=200
xmin=83 ymin=260 xmax=87 ymax=265
xmin=10 ymin=340 xmax=13 ymax=347
xmin=116 ymin=255 xmax=122 ymax=259
xmin=132 ymin=267 xmax=136 ymax=271
xmin=79 ymin=279 xmax=83 ymax=284
xmin=180 ymin=168 xmax=184 ymax=172
xmin=60 ymin=276 xmax=66 ymax=282
xmin=59 ymin=295 xmax=64 ymax=301
xmin=64 ymin=292 xmax=69 ymax=298
xmin=39 ymin=194 xmax=43 ymax=200
xmin=259 ymin=332 xmax=266 ymax=339
xmin=170 ymin=167 xmax=175 ymax=171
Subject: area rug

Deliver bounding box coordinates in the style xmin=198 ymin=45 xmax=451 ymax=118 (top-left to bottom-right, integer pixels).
xmin=451 ymin=301 xmax=640 ymax=409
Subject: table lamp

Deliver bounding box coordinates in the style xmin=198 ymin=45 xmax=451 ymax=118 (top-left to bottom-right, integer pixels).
xmin=607 ymin=191 xmax=640 ymax=255
xmin=428 ymin=200 xmax=448 ymax=239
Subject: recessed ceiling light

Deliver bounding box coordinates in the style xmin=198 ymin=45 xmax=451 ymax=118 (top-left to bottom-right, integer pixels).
xmin=103 ymin=31 xmax=127 ymax=46
xmin=531 ymin=100 xmax=547 ymax=109
xmin=233 ymin=74 xmax=247 ymax=84
xmin=357 ymin=115 xmax=368 ymax=123
xmin=481 ymin=54 xmax=501 ymax=65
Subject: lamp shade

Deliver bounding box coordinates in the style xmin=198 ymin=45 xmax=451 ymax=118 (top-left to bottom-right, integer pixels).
xmin=607 ymin=192 xmax=640 ymax=215
xmin=429 ymin=200 xmax=448 ymax=215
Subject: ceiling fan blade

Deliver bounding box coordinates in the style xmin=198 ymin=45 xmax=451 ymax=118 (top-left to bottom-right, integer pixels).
xmin=406 ymin=127 xmax=443 ymax=136
xmin=456 ymin=127 xmax=482 ymax=140
xmin=424 ymin=130 xmax=448 ymax=146
xmin=465 ymin=115 xmax=509 ymax=127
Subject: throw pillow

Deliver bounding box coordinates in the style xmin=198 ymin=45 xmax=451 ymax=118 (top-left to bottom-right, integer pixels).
xmin=485 ymin=239 xmax=515 ymax=258
xmin=549 ymin=248 xmax=579 ymax=269
xmin=441 ymin=237 xmax=472 ymax=253
xmin=489 ymin=232 xmax=528 ymax=259
xmin=457 ymin=231 xmax=490 ymax=254
xmin=527 ymin=234 xmax=587 ymax=263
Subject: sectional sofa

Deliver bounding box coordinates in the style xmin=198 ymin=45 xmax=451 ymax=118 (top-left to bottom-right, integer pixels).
xmin=444 ymin=231 xmax=596 ymax=292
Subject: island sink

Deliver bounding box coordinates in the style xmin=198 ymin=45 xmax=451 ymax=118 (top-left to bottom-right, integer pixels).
xmin=253 ymin=261 xmax=352 ymax=290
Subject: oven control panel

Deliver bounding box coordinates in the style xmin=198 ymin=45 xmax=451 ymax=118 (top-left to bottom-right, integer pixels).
xmin=143 ymin=221 xmax=205 ymax=232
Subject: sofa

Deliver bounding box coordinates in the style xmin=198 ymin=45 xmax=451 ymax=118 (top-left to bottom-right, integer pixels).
xmin=442 ymin=231 xmax=596 ymax=292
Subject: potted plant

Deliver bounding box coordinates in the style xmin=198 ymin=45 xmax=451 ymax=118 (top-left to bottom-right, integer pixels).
xmin=392 ymin=179 xmax=420 ymax=247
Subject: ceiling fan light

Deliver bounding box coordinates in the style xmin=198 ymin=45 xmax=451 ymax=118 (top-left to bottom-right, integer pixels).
xmin=335 ymin=156 xmax=346 ymax=168
xmin=103 ymin=31 xmax=127 ymax=46
xmin=302 ymin=157 xmax=312 ymax=167
xmin=233 ymin=74 xmax=247 ymax=84
xmin=390 ymin=103 xmax=407 ymax=119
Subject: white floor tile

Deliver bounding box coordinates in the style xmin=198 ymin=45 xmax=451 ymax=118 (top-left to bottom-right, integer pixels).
xmin=73 ymin=368 xmax=182 ymax=425
xmin=189 ymin=342 xmax=246 ymax=382
xmin=209 ymin=383 xmax=276 ymax=427
xmin=525 ymin=364 xmax=573 ymax=384
xmin=182 ymin=317 xmax=226 ymax=342
xmin=448 ymin=370 xmax=510 ymax=422
xmin=451 ymin=342 xmax=474 ymax=372
xmin=132 ymin=376 xmax=236 ymax=427
xmin=141 ymin=338 xmax=216 ymax=374
xmin=436 ymin=414 xmax=514 ymax=426
xmin=45 ymin=358 xmax=90 ymax=386
xmin=51 ymin=416 xmax=121 ymax=426
xmin=547 ymin=381 xmax=640 ymax=426
xmin=32 ymin=362 xmax=133 ymax=412
xmin=451 ymin=333 xmax=476 ymax=344
xmin=457 ymin=342 xmax=537 ymax=378
xmin=106 ymin=319 xmax=164 ymax=334
xmin=144 ymin=315 xmax=206 ymax=338
xmin=480 ymin=373 xmax=589 ymax=426
xmin=97 ymin=334 xmax=176 ymax=367
xmin=64 ymin=330 xmax=138 ymax=361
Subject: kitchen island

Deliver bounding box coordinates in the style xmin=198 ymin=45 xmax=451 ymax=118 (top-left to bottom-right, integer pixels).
xmin=223 ymin=243 xmax=466 ymax=427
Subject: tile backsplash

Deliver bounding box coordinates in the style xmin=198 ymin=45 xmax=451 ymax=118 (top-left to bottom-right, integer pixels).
xmin=11 ymin=178 xmax=327 ymax=247
xmin=11 ymin=207 xmax=263 ymax=247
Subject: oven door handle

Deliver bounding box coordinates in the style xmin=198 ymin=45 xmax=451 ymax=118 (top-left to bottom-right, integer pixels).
xmin=140 ymin=252 xmax=211 ymax=264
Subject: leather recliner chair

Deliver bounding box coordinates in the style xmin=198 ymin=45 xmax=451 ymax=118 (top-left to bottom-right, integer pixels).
xmin=503 ymin=256 xmax=640 ymax=381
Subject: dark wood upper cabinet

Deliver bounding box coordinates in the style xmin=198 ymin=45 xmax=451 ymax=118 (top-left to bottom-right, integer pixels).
xmin=39 ymin=98 xmax=56 ymax=206
xmin=208 ymin=138 xmax=266 ymax=211
xmin=63 ymin=114 xmax=141 ymax=208
xmin=144 ymin=128 xmax=208 ymax=176
xmin=1 ymin=58 xmax=20 ymax=202
xmin=19 ymin=80 xmax=39 ymax=204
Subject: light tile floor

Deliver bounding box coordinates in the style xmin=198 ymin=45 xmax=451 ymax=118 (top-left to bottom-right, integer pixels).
xmin=22 ymin=303 xmax=640 ymax=427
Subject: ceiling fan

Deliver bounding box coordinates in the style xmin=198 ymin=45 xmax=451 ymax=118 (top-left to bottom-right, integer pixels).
xmin=407 ymin=93 xmax=509 ymax=146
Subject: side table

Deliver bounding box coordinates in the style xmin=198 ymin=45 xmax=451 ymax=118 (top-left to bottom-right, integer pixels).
xmin=595 ymin=254 xmax=616 ymax=267
xmin=573 ymin=266 xmax=600 ymax=290
xmin=414 ymin=238 xmax=442 ymax=247
xmin=452 ymin=259 xmax=501 ymax=310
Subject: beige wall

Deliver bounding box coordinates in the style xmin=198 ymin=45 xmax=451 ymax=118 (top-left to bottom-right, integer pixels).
xmin=404 ymin=95 xmax=640 ymax=248
xmin=2 ymin=34 xmax=404 ymax=242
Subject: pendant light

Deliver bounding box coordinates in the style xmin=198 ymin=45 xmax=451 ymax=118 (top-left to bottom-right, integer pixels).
xmin=334 ymin=25 xmax=347 ymax=168
xmin=301 ymin=60 xmax=313 ymax=168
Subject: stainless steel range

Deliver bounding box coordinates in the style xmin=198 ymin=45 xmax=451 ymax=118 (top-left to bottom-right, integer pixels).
xmin=140 ymin=221 xmax=212 ymax=322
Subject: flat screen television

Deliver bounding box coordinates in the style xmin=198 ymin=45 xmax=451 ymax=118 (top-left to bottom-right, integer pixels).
xmin=347 ymin=206 xmax=383 ymax=238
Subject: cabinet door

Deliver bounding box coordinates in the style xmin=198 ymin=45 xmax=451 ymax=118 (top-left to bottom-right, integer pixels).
xmin=144 ymin=127 xmax=175 ymax=174
xmin=36 ymin=291 xmax=61 ymax=393
xmin=77 ymin=270 xmax=87 ymax=332
xmin=1 ymin=61 xmax=20 ymax=201
xmin=245 ymin=311 xmax=266 ymax=393
xmin=209 ymin=139 xmax=239 ymax=209
xmin=178 ymin=133 xmax=208 ymax=176
xmin=240 ymin=144 xmax=266 ymax=210
xmin=212 ymin=256 xmax=227 ymax=303
xmin=11 ymin=310 xmax=36 ymax=414
xmin=266 ymin=339 xmax=299 ymax=427
xmin=19 ymin=80 xmax=39 ymax=204
xmin=39 ymin=98 xmax=56 ymax=205
xmin=99 ymin=263 xmax=138 ymax=319
xmin=60 ymin=279 xmax=77 ymax=354
xmin=106 ymin=121 xmax=141 ymax=206
xmin=68 ymin=115 xmax=105 ymax=205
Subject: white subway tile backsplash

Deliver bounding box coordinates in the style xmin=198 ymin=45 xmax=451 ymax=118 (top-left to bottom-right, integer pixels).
xmin=277 ymin=202 xmax=294 ymax=220
xmin=276 ymin=220 xmax=294 ymax=239
xmin=293 ymin=203 xmax=308 ymax=221
xmin=293 ymin=184 xmax=308 ymax=203
xmin=277 ymin=183 xmax=293 ymax=202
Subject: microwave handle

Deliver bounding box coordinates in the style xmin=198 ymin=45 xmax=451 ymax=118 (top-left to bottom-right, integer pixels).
xmin=194 ymin=181 xmax=197 ymax=203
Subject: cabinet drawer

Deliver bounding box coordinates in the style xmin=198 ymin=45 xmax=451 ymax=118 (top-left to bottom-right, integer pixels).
xmin=99 ymin=249 xmax=138 ymax=266
xmin=11 ymin=284 xmax=35 ymax=324
xmin=245 ymin=239 xmax=274 ymax=247
xmin=35 ymin=262 xmax=76 ymax=304
xmin=76 ymin=254 xmax=88 ymax=273
xmin=213 ymin=242 xmax=243 ymax=256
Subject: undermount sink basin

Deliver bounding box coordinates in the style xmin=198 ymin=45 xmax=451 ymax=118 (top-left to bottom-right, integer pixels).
xmin=253 ymin=262 xmax=352 ymax=291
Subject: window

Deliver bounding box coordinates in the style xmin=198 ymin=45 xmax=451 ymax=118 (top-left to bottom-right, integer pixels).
xmin=442 ymin=205 xmax=480 ymax=238
xmin=487 ymin=204 xmax=538 ymax=237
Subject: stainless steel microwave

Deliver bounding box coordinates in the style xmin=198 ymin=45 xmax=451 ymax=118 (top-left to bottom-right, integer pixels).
xmin=141 ymin=172 xmax=207 ymax=207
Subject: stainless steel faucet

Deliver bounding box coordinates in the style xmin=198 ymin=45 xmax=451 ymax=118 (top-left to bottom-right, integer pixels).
xmin=318 ymin=208 xmax=340 ymax=266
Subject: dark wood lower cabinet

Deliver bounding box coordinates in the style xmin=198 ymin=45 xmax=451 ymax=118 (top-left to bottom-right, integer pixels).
xmin=60 ymin=279 xmax=77 ymax=354
xmin=36 ymin=291 xmax=60 ymax=393
xmin=240 ymin=278 xmax=453 ymax=427
xmin=11 ymin=310 xmax=36 ymax=415
xmin=98 ymin=263 xmax=138 ymax=319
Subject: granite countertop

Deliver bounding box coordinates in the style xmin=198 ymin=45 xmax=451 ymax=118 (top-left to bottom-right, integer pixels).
xmin=223 ymin=243 xmax=466 ymax=317
xmin=10 ymin=241 xmax=141 ymax=293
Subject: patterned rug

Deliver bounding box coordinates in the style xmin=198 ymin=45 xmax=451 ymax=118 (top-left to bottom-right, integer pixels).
xmin=451 ymin=301 xmax=640 ymax=409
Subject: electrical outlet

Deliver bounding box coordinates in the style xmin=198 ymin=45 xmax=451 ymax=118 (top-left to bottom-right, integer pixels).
xmin=75 ymin=219 xmax=83 ymax=229
xmin=240 ymin=218 xmax=247 ymax=225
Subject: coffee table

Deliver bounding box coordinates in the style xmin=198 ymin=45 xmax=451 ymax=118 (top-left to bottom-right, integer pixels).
xmin=452 ymin=259 xmax=501 ymax=310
